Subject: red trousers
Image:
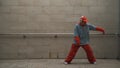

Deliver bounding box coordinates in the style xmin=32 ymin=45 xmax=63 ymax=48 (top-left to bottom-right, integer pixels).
xmin=65 ymin=44 xmax=96 ymax=63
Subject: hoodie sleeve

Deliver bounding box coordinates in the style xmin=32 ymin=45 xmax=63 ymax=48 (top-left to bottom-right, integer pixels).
xmin=74 ymin=24 xmax=80 ymax=45
xmin=74 ymin=24 xmax=79 ymax=37
xmin=88 ymin=24 xmax=96 ymax=30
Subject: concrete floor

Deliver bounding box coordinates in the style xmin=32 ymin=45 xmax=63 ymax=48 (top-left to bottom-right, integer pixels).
xmin=0 ymin=59 xmax=120 ymax=68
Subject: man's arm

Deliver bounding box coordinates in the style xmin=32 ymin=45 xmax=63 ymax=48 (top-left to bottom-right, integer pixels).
xmin=88 ymin=24 xmax=105 ymax=34
xmin=96 ymin=27 xmax=105 ymax=34
xmin=74 ymin=25 xmax=80 ymax=45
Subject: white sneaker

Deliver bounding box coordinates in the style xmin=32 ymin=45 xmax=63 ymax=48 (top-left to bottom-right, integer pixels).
xmin=64 ymin=62 xmax=68 ymax=65
xmin=90 ymin=62 xmax=96 ymax=64
xmin=93 ymin=62 xmax=96 ymax=64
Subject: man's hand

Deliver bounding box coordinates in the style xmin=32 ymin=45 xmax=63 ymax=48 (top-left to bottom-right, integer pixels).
xmin=74 ymin=36 xmax=80 ymax=46
xmin=103 ymin=31 xmax=105 ymax=35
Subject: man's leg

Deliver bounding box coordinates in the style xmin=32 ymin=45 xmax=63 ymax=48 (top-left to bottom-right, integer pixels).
xmin=64 ymin=44 xmax=80 ymax=63
xmin=82 ymin=44 xmax=96 ymax=63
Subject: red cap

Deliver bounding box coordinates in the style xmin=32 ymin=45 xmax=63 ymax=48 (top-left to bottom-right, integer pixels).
xmin=80 ymin=16 xmax=88 ymax=23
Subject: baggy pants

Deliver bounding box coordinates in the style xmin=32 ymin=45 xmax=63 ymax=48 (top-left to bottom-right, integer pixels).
xmin=65 ymin=44 xmax=96 ymax=63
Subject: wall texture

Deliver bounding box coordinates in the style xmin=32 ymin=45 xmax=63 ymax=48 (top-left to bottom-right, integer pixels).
xmin=0 ymin=34 xmax=119 ymax=59
xmin=0 ymin=0 xmax=119 ymax=59
xmin=0 ymin=0 xmax=119 ymax=34
xmin=118 ymin=1 xmax=120 ymax=59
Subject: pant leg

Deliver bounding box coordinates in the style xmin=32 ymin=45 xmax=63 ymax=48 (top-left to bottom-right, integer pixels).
xmin=82 ymin=44 xmax=96 ymax=63
xmin=65 ymin=44 xmax=80 ymax=63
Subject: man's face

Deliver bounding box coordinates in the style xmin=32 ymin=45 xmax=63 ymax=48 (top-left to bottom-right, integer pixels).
xmin=79 ymin=20 xmax=86 ymax=26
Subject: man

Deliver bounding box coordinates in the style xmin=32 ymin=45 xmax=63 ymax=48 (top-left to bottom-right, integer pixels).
xmin=64 ymin=16 xmax=105 ymax=64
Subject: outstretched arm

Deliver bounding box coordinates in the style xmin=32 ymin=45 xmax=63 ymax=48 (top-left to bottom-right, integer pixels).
xmin=88 ymin=24 xmax=105 ymax=35
xmin=96 ymin=27 xmax=105 ymax=34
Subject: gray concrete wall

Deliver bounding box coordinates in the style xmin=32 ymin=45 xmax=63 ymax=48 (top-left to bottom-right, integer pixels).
xmin=118 ymin=1 xmax=120 ymax=59
xmin=118 ymin=34 xmax=120 ymax=58
xmin=0 ymin=0 xmax=119 ymax=59
xmin=0 ymin=34 xmax=119 ymax=59
xmin=0 ymin=0 xmax=119 ymax=34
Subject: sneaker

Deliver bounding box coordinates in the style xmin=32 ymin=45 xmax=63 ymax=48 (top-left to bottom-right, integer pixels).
xmin=93 ymin=62 xmax=96 ymax=64
xmin=91 ymin=62 xmax=96 ymax=64
xmin=64 ymin=62 xmax=69 ymax=65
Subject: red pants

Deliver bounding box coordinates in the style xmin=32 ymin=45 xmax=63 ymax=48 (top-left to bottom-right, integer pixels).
xmin=65 ymin=44 xmax=96 ymax=63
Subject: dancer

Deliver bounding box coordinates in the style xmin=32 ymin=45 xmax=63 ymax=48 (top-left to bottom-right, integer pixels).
xmin=64 ymin=16 xmax=105 ymax=64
